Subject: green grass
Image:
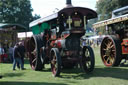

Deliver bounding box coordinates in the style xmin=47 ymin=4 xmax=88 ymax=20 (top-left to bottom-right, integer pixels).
xmin=0 ymin=47 xmax=128 ymax=85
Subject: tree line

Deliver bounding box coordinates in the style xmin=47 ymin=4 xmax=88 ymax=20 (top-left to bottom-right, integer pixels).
xmin=0 ymin=0 xmax=128 ymax=31
xmin=96 ymin=0 xmax=128 ymax=21
xmin=88 ymin=0 xmax=128 ymax=28
xmin=0 ymin=0 xmax=40 ymax=30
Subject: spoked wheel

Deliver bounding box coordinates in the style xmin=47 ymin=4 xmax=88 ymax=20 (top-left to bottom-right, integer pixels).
xmin=27 ymin=35 xmax=44 ymax=70
xmin=100 ymin=35 xmax=122 ymax=67
xmin=81 ymin=46 xmax=95 ymax=73
xmin=50 ymin=48 xmax=61 ymax=77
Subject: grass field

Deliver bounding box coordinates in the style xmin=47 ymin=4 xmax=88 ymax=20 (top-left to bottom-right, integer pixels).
xmin=0 ymin=47 xmax=128 ymax=85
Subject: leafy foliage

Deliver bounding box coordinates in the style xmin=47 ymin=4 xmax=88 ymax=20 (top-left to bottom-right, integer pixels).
xmin=0 ymin=0 xmax=40 ymax=30
xmin=96 ymin=0 xmax=128 ymax=21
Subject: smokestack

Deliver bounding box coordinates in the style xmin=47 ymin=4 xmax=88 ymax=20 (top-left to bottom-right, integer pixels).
xmin=66 ymin=0 xmax=72 ymax=5
xmin=66 ymin=0 xmax=72 ymax=7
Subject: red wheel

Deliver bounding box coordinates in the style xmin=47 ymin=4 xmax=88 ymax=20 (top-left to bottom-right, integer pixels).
xmin=50 ymin=48 xmax=61 ymax=77
xmin=100 ymin=35 xmax=122 ymax=67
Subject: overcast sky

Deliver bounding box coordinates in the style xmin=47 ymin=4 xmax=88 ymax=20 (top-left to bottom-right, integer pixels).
xmin=30 ymin=0 xmax=97 ymax=17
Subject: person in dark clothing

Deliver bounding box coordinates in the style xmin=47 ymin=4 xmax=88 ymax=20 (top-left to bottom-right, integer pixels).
xmin=18 ymin=42 xmax=26 ymax=69
xmin=8 ymin=45 xmax=13 ymax=63
xmin=13 ymin=43 xmax=24 ymax=70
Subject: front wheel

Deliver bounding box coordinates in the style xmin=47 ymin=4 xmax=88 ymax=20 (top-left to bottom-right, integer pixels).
xmin=50 ymin=48 xmax=61 ymax=77
xmin=81 ymin=46 xmax=95 ymax=73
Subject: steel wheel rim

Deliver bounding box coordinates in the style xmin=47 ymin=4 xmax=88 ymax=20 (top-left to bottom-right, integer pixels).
xmin=83 ymin=48 xmax=91 ymax=69
xmin=31 ymin=49 xmax=37 ymax=69
xmin=101 ymin=37 xmax=116 ymax=66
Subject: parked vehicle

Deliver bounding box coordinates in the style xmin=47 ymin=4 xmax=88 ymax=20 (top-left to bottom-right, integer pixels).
xmin=26 ymin=0 xmax=97 ymax=76
xmin=93 ymin=6 xmax=128 ymax=67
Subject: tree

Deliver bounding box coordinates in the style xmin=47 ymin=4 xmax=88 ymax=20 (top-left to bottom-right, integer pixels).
xmin=33 ymin=14 xmax=41 ymax=20
xmin=88 ymin=18 xmax=98 ymax=28
xmin=96 ymin=0 xmax=128 ymax=21
xmin=0 ymin=0 xmax=40 ymax=30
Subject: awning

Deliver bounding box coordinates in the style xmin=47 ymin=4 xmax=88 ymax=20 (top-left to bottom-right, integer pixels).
xmin=0 ymin=23 xmax=27 ymax=32
xmin=93 ymin=14 xmax=128 ymax=28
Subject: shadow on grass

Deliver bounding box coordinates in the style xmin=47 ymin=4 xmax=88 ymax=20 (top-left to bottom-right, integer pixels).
xmin=3 ymin=72 xmax=24 ymax=78
xmin=0 ymin=81 xmax=67 ymax=85
xmin=24 ymin=58 xmax=128 ymax=80
xmin=93 ymin=66 xmax=128 ymax=80
xmin=60 ymin=66 xmax=128 ymax=80
xmin=36 ymin=68 xmax=51 ymax=72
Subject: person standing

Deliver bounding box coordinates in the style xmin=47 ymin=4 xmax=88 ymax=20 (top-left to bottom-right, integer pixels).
xmin=0 ymin=46 xmax=4 ymax=55
xmin=8 ymin=45 xmax=14 ymax=63
xmin=0 ymin=45 xmax=5 ymax=62
xmin=18 ymin=42 xmax=26 ymax=69
xmin=13 ymin=43 xmax=24 ymax=70
xmin=0 ymin=45 xmax=4 ymax=78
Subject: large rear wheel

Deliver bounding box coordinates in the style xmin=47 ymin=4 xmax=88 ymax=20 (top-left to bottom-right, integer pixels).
xmin=100 ymin=35 xmax=122 ymax=67
xmin=27 ymin=35 xmax=44 ymax=70
xmin=50 ymin=48 xmax=61 ymax=77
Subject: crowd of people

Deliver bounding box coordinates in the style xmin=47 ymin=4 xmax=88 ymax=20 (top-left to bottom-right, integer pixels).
xmin=0 ymin=42 xmax=26 ymax=71
xmin=13 ymin=42 xmax=26 ymax=70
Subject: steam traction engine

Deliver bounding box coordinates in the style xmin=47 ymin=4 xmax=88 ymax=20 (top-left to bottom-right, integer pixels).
xmin=26 ymin=0 xmax=97 ymax=76
xmin=93 ymin=6 xmax=128 ymax=67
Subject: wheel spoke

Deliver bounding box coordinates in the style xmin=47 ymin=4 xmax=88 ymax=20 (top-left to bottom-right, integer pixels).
xmin=110 ymin=57 xmax=114 ymax=64
xmin=104 ymin=42 xmax=108 ymax=47
xmin=103 ymin=48 xmax=107 ymax=51
xmin=103 ymin=55 xmax=107 ymax=58
xmin=106 ymin=57 xmax=110 ymax=64
xmin=85 ymin=50 xmax=89 ymax=56
xmin=109 ymin=41 xmax=113 ymax=46
xmin=112 ymin=49 xmax=115 ymax=52
xmin=31 ymin=49 xmax=36 ymax=56
xmin=32 ymin=58 xmax=36 ymax=63
xmin=103 ymin=56 xmax=108 ymax=61
xmin=110 ymin=45 xmax=114 ymax=49
xmin=86 ymin=61 xmax=91 ymax=68
xmin=51 ymin=59 xmax=56 ymax=65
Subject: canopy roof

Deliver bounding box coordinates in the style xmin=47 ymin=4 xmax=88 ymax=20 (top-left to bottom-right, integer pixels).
xmin=0 ymin=23 xmax=27 ymax=32
xmin=29 ymin=7 xmax=97 ymax=28
xmin=59 ymin=7 xmax=97 ymax=19
xmin=29 ymin=13 xmax=58 ymax=28
xmin=93 ymin=14 xmax=128 ymax=28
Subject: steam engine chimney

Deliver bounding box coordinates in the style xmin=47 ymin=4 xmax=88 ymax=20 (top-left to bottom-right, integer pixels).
xmin=66 ymin=0 xmax=72 ymax=7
